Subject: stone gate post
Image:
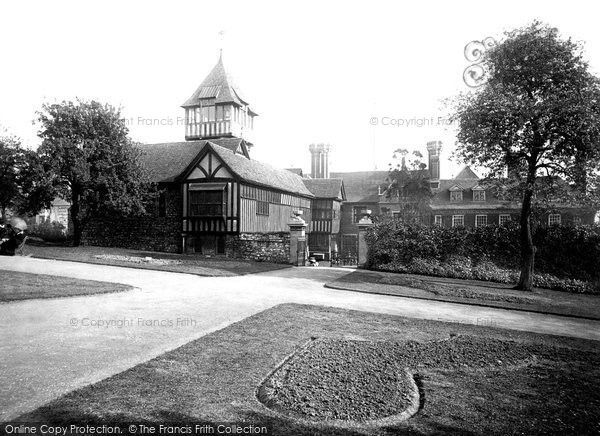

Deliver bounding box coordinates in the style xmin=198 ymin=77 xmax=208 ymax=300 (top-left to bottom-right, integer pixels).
xmin=288 ymin=211 xmax=307 ymax=266
xmin=357 ymin=215 xmax=373 ymax=267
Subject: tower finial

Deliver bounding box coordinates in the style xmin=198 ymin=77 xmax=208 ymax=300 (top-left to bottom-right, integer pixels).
xmin=218 ymin=30 xmax=225 ymax=59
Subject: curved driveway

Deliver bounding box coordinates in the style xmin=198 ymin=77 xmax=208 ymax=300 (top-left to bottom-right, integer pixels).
xmin=1 ymin=256 xmax=599 ymax=421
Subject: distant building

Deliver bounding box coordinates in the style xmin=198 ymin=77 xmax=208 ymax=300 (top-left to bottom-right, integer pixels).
xmin=302 ymin=178 xmax=345 ymax=260
xmin=31 ymin=198 xmax=70 ymax=228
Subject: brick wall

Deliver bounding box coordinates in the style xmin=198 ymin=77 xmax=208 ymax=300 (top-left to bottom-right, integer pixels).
xmin=226 ymin=232 xmax=290 ymax=263
xmin=339 ymin=202 xmax=380 ymax=236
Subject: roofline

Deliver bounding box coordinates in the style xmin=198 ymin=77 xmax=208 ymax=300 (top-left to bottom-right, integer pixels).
xmin=241 ymin=180 xmax=314 ymax=199
xmin=175 ymin=142 xmax=314 ymax=199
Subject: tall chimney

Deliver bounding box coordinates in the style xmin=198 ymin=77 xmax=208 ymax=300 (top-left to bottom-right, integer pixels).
xmin=426 ymin=140 xmax=442 ymax=180
xmin=309 ymin=144 xmax=331 ymax=178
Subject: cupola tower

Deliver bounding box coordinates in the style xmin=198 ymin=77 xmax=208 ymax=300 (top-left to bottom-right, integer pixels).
xmin=182 ymin=54 xmax=257 ymax=146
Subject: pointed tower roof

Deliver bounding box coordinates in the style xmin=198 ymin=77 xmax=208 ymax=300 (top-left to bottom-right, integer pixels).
xmin=454 ymin=166 xmax=479 ymax=180
xmin=181 ymin=54 xmax=255 ymax=113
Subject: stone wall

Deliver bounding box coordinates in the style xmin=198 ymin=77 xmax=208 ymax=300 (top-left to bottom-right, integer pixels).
xmin=81 ymin=215 xmax=182 ymax=253
xmin=81 ymin=184 xmax=182 ymax=253
xmin=226 ymin=232 xmax=290 ymax=264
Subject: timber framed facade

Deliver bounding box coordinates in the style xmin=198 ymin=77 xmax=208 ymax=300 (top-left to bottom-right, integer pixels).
xmin=174 ymin=142 xmax=314 ymax=257
xmin=80 ymin=54 xmax=596 ymax=263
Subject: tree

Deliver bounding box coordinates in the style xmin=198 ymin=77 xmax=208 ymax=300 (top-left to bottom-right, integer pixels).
xmin=15 ymin=148 xmax=56 ymax=217
xmin=0 ymin=135 xmax=23 ymax=221
xmin=37 ymin=100 xmax=156 ymax=246
xmin=450 ymin=21 xmax=600 ymax=291
xmin=0 ymin=135 xmax=53 ymax=221
xmin=384 ymin=149 xmax=433 ymax=223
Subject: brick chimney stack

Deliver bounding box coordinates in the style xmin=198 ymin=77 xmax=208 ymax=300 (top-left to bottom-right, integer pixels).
xmin=426 ymin=140 xmax=442 ymax=180
xmin=309 ymin=144 xmax=331 ymax=179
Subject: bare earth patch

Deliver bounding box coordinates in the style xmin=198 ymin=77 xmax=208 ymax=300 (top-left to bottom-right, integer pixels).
xmin=0 ymin=270 xmax=133 ymax=302
xmin=259 ymin=339 xmax=418 ymax=422
xmin=258 ymin=336 xmax=539 ymax=425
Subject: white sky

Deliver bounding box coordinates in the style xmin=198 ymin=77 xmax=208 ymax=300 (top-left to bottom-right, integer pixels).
xmin=1 ymin=0 xmax=599 ymax=178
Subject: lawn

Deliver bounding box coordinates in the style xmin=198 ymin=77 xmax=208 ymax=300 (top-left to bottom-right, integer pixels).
xmin=0 ymin=270 xmax=133 ymax=302
xmin=327 ymin=270 xmax=600 ymax=320
xmin=13 ymin=303 xmax=600 ymax=435
xmin=25 ymin=243 xmax=291 ymax=276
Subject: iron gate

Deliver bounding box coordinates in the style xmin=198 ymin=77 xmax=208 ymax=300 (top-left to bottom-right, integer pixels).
xmin=339 ymin=234 xmax=358 ymax=266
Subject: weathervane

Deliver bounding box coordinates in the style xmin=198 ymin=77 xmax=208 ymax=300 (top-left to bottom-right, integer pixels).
xmin=218 ymin=30 xmax=225 ymax=57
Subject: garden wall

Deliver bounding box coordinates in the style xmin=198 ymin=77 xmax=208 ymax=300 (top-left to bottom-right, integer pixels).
xmin=81 ymin=184 xmax=182 ymax=253
xmin=226 ymin=232 xmax=290 ymax=264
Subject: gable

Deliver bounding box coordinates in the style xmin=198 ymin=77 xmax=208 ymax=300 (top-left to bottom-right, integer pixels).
xmin=455 ymin=166 xmax=479 ymax=180
xmin=209 ymin=138 xmax=250 ymax=158
xmin=186 ymin=149 xmax=233 ymax=181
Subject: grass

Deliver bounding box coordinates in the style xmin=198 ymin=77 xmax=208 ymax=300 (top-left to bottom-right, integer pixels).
xmin=327 ymin=270 xmax=600 ymax=320
xmin=13 ymin=303 xmax=600 ymax=435
xmin=0 ymin=270 xmax=133 ymax=302
xmin=25 ymin=243 xmax=291 ymax=276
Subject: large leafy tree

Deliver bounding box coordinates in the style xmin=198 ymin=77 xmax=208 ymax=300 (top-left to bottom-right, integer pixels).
xmin=0 ymin=135 xmax=53 ymax=220
xmin=384 ymin=149 xmax=433 ymax=223
xmin=37 ymin=100 xmax=155 ymax=246
xmin=0 ymin=135 xmax=23 ymax=221
xmin=16 ymin=148 xmax=57 ymax=217
xmin=450 ymin=21 xmax=600 ymax=291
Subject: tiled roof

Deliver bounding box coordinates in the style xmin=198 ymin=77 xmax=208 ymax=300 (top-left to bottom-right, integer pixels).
xmin=303 ymin=178 xmax=345 ymax=200
xmin=431 ymin=178 xmax=512 ymax=207
xmin=138 ymin=141 xmax=206 ymax=183
xmin=181 ymin=55 xmax=256 ymax=115
xmin=330 ymin=171 xmax=388 ymax=203
xmin=139 ymin=140 xmax=313 ymax=197
xmin=139 ymin=140 xmax=312 ymax=197
xmin=285 ymin=168 xmax=304 ymax=176
xmin=455 ymin=166 xmax=479 ymax=179
xmin=138 ymin=139 xmax=251 ymax=183
xmin=210 ymin=144 xmax=313 ymax=197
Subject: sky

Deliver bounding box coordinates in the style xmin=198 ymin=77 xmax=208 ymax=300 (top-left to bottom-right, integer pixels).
xmin=1 ymin=0 xmax=599 ymax=178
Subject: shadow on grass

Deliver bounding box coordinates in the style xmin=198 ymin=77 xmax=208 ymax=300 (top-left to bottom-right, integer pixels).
xmin=9 ymin=409 xmax=477 ymax=436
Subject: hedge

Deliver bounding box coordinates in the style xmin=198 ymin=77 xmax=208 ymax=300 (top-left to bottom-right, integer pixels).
xmin=29 ymin=220 xmax=68 ymax=242
xmin=364 ymin=220 xmax=600 ymax=293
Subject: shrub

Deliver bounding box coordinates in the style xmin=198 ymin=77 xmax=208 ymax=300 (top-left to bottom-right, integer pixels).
xmin=373 ymin=257 xmax=596 ymax=294
xmin=29 ymin=220 xmax=67 ymax=242
xmin=365 ymin=221 xmax=600 ymax=293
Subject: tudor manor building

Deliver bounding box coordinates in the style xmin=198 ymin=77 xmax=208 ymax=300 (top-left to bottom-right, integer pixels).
xmin=80 ymin=55 xmax=596 ymax=264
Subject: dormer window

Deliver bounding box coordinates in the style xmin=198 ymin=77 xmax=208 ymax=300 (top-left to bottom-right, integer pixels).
xmin=450 ymin=191 xmax=463 ymax=202
xmin=472 ymin=185 xmax=486 ymax=201
xmin=449 ymin=184 xmax=464 ymax=202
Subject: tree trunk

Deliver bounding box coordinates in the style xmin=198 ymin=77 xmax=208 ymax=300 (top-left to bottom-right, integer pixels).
xmin=71 ymin=192 xmax=81 ymax=247
xmin=1 ymin=206 xmax=6 ymax=223
xmin=515 ymin=186 xmax=535 ymax=291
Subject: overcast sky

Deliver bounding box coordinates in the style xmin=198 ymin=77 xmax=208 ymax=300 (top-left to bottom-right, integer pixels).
xmin=1 ymin=0 xmax=599 ymax=178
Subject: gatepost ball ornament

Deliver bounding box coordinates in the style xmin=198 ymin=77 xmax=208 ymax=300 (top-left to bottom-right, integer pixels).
xmin=463 ymin=37 xmax=497 ymax=88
